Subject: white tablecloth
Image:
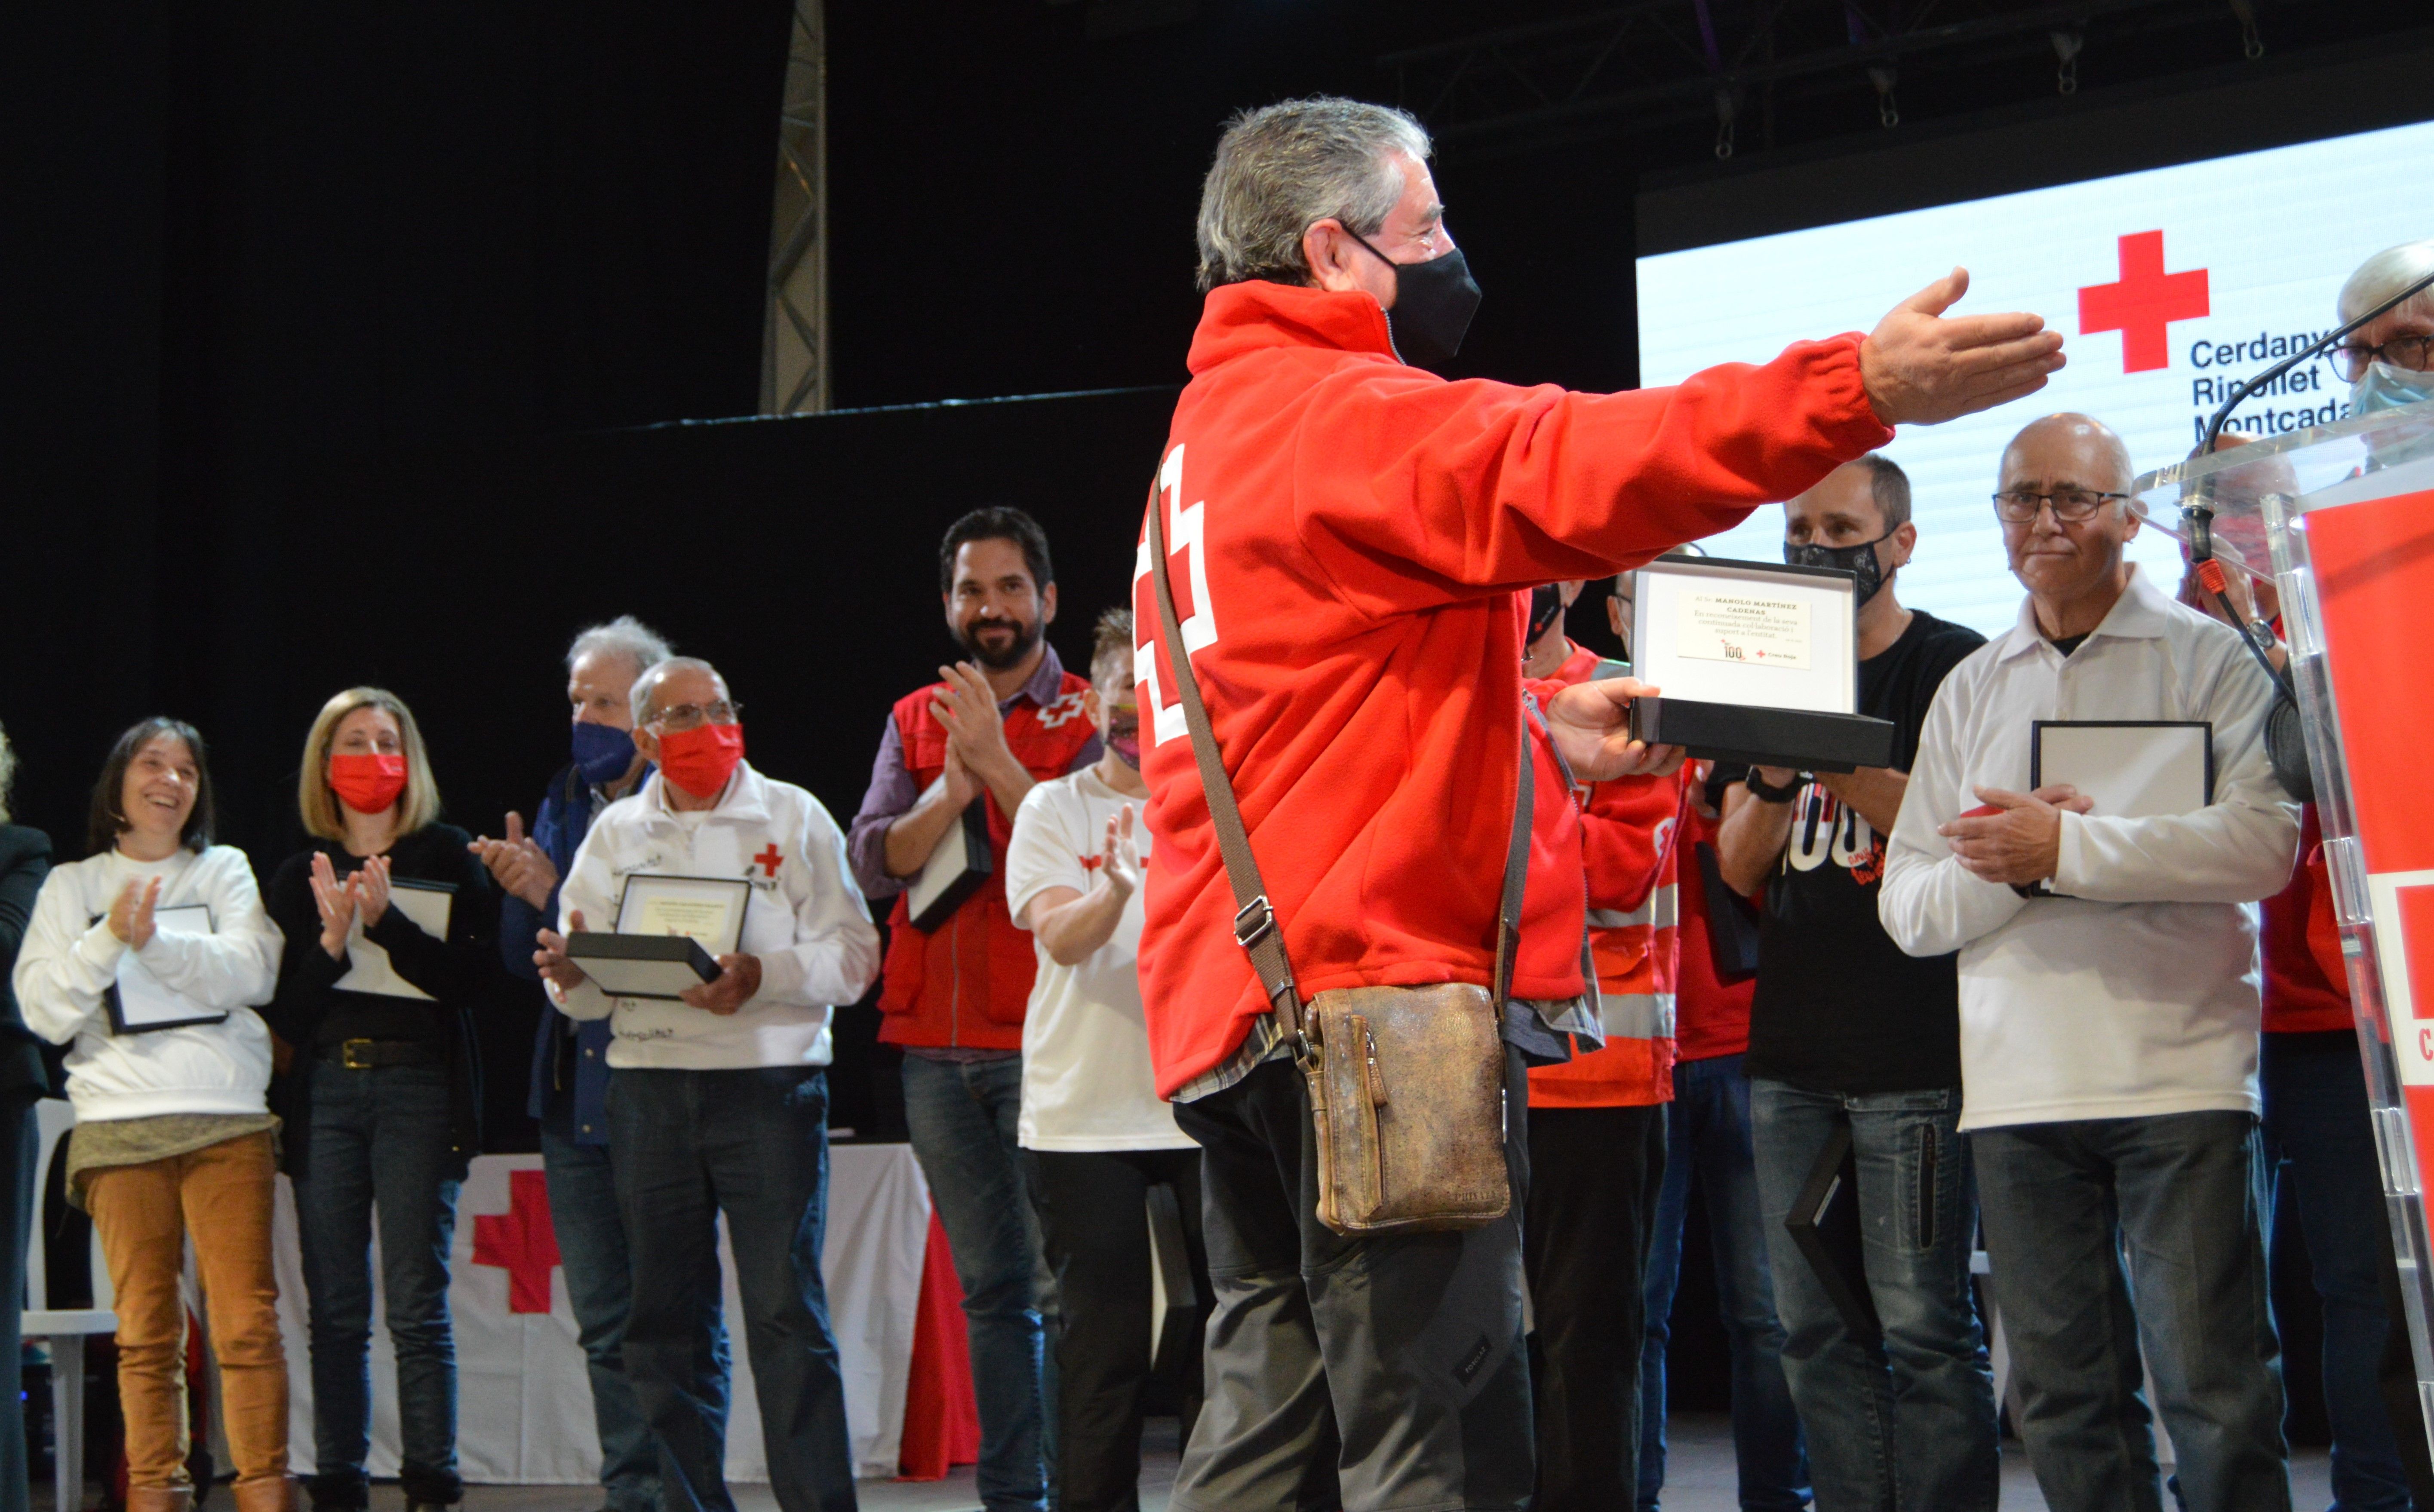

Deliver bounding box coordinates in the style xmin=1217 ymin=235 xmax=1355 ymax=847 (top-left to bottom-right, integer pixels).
xmin=272 ymin=1143 xmax=932 ymax=1483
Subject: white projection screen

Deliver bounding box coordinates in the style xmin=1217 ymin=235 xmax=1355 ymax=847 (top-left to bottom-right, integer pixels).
xmin=1635 ymin=117 xmax=2434 ymax=636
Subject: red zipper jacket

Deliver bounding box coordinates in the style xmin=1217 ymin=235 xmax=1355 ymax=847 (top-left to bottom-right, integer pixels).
xmin=1131 ymin=279 xmax=1890 ymax=1097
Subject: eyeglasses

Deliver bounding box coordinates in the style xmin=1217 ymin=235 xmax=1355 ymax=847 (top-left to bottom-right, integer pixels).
xmin=648 ymin=700 xmax=742 ymax=732
xmin=2332 ymin=332 xmax=2434 ymax=383
xmin=1992 ymin=488 xmax=2128 ymax=524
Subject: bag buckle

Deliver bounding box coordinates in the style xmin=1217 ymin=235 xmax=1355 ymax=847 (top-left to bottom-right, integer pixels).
xmin=1233 ymin=895 xmax=1276 ymax=949
xmin=341 ymin=1038 xmax=377 ymax=1070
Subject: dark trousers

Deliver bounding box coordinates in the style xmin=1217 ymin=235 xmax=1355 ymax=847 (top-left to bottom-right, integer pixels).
xmin=294 ymin=1062 xmax=463 ymax=1507
xmin=1523 ymin=1103 xmax=1666 ymax=1512
xmin=610 ymin=1067 xmax=854 ymax=1512
xmin=1973 ymin=1113 xmax=2290 ymax=1512
xmin=1168 ymin=1050 xmax=1536 ymax=1512
xmin=1031 ymin=1148 xmax=1208 ymax=1512
xmin=2260 ymin=1031 xmax=2412 ymax=1511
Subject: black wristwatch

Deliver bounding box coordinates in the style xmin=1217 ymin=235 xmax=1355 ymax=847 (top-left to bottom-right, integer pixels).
xmin=1743 ymin=770 xmax=1807 ymax=804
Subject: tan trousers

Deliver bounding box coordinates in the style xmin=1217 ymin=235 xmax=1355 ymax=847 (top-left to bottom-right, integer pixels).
xmin=86 ymin=1132 xmax=290 ymax=1492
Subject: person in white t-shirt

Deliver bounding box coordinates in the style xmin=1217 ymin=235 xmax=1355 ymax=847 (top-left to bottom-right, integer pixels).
xmin=1007 ymin=609 xmax=1207 ymax=1512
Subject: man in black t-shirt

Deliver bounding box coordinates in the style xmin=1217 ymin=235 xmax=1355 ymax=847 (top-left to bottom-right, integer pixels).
xmin=1713 ymin=456 xmax=1998 ymax=1512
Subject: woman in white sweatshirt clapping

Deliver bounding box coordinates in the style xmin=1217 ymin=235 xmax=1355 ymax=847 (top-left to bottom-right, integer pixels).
xmin=9 ymin=717 xmax=294 ymax=1512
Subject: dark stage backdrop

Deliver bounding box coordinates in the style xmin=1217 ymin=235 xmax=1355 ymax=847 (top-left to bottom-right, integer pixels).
xmin=14 ymin=386 xmax=1177 ymax=1146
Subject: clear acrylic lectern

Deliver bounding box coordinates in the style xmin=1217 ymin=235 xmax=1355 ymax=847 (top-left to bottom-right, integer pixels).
xmin=2129 ymin=397 xmax=2434 ymax=1454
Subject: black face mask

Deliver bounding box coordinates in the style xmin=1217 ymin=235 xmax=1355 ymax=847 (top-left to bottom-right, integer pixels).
xmin=1344 ymin=228 xmax=1481 ymax=373
xmin=1526 ymin=584 xmax=1566 ymax=646
xmin=1785 ymin=529 xmax=1896 ymax=606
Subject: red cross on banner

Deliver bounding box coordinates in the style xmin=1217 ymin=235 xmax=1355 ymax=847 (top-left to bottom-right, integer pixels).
xmin=754 ymin=843 xmax=784 ymax=877
xmin=471 ymin=1168 xmax=561 ymax=1315
xmin=2078 ymin=230 xmax=2210 ymax=374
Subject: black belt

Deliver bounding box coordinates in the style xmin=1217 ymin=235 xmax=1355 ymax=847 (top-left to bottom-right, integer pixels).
xmin=320 ymin=1038 xmax=443 ymax=1070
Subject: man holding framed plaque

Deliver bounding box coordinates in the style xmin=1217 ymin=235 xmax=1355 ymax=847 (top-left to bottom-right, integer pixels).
xmin=1880 ymin=414 xmax=2300 ymax=1512
xmin=537 ymin=656 xmax=881 ymax=1512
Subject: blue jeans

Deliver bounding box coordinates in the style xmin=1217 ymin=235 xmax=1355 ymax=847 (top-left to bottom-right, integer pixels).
xmin=544 ymin=1122 xmax=718 ymax=1512
xmin=610 ymin=1067 xmax=854 ymax=1512
xmin=2261 ymin=1031 xmax=2412 ymax=1512
xmin=900 ymin=1054 xmax=1049 ymax=1512
xmin=294 ymin=1062 xmax=463 ymax=1506
xmin=1640 ymin=1054 xmax=1810 ymax=1512
xmin=1973 ymin=1113 xmax=2290 ymax=1512
xmin=1749 ymin=1080 xmax=1998 ymax=1512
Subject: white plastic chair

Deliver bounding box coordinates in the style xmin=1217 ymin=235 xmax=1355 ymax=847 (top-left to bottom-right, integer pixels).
xmin=22 ymin=1098 xmax=117 ymax=1512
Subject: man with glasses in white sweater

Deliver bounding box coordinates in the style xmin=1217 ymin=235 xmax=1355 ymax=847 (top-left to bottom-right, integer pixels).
xmin=1880 ymin=413 xmax=2299 ymax=1512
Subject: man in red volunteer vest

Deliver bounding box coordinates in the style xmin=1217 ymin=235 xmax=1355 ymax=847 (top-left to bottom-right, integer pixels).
xmin=1516 ymin=580 xmax=1687 ymax=1512
xmin=1134 ymin=96 xmax=2063 ymax=1511
xmin=846 ymin=506 xmax=1098 ymax=1512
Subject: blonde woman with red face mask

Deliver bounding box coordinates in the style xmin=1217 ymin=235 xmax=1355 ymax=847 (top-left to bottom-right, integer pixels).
xmin=260 ymin=688 xmax=493 ymax=1512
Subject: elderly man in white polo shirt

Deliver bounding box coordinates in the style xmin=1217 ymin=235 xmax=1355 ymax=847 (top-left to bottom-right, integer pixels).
xmin=1880 ymin=414 xmax=2299 ymax=1512
xmin=536 ymin=655 xmax=882 ymax=1512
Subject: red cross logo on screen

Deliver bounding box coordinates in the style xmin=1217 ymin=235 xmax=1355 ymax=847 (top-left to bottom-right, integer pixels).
xmin=2078 ymin=230 xmax=2210 ymax=374
xmin=754 ymin=843 xmax=783 ymax=877
xmin=471 ymin=1168 xmax=562 ymax=1315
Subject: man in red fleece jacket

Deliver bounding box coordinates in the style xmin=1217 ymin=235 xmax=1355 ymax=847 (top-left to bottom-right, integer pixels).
xmin=1135 ymin=96 xmax=2063 ymax=1512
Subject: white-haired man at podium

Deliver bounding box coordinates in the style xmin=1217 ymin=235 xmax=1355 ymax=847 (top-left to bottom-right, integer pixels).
xmin=1880 ymin=413 xmax=2299 ymax=1512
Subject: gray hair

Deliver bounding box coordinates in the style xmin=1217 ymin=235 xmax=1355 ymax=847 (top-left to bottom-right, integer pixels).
xmin=1195 ymin=97 xmax=1431 ymax=293
xmin=2339 ymin=239 xmax=2434 ymax=326
xmin=0 ymin=719 xmax=15 ymax=825
xmin=630 ymin=656 xmax=729 ymax=727
xmin=567 ymin=614 xmax=674 ymax=683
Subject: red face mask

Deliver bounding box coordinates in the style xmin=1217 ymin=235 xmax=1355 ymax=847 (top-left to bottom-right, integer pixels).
xmin=328 ymin=752 xmax=409 ymax=815
xmin=656 ymin=724 xmax=745 ymax=800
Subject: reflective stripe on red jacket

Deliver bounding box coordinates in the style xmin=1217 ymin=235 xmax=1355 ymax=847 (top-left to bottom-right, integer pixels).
xmin=875 ymin=675 xmax=1097 ymax=1049
xmin=1530 ymin=643 xmax=1681 ymax=1108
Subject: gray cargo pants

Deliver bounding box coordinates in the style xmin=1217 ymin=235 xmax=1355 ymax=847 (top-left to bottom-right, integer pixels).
xmin=1167 ymin=1049 xmax=1536 ymax=1512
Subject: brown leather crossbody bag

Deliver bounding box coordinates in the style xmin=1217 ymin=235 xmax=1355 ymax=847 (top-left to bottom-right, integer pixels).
xmin=1146 ymin=497 xmax=1530 ymax=1236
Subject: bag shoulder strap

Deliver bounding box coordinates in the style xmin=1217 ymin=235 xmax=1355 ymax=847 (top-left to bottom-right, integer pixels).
xmin=1143 ymin=491 xmax=1537 ymax=1047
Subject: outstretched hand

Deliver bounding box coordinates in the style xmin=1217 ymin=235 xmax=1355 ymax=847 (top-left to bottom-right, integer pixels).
xmin=1860 ymin=269 xmax=2066 ymax=427
xmin=1543 ymin=677 xmax=1685 ymax=783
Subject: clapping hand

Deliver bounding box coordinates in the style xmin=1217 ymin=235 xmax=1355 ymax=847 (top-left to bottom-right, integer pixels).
xmin=1099 ymin=805 xmax=1142 ymax=898
xmin=469 ymin=812 xmax=559 ymax=910
xmin=932 ymin=663 xmax=1017 ymax=783
xmin=353 ymin=854 xmax=393 ymax=929
xmin=310 ymin=852 xmax=360 ymax=960
xmin=534 ymin=909 xmax=590 ymax=992
xmin=107 ymin=876 xmax=163 ymax=949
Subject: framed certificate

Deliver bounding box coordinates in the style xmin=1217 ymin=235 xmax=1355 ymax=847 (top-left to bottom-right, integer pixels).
xmin=906 ymin=779 xmax=992 ymax=932
xmin=105 ymin=904 xmax=230 ymax=1035
xmin=2029 ymin=721 xmax=2215 ymax=816
xmin=333 ymin=877 xmax=456 ymax=1001
xmin=614 ymin=873 xmax=750 ymax=956
xmin=1626 ymin=555 xmax=1896 ymax=772
xmin=566 ymin=932 xmax=722 ymax=999
xmin=1782 ymin=1123 xmax=1881 ymax=1346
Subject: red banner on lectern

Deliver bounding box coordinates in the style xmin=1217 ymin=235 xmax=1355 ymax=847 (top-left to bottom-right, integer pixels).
xmin=2309 ymin=485 xmax=2434 ymax=1184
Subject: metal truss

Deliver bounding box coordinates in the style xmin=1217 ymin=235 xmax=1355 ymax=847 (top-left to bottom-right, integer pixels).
xmin=760 ymin=0 xmax=830 ymax=414
xmin=1381 ymin=0 xmax=2272 ymax=157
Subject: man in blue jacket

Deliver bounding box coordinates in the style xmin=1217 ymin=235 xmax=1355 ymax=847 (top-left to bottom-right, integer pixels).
xmin=472 ymin=614 xmax=718 ymax=1512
